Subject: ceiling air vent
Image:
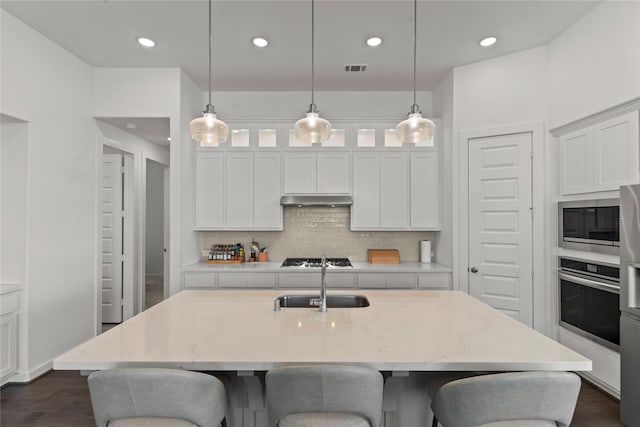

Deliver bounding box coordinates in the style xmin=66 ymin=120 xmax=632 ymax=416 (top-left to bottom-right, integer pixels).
xmin=344 ymin=64 xmax=367 ymax=72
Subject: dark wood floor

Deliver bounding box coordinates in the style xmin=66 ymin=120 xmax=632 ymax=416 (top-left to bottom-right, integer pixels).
xmin=0 ymin=370 xmax=625 ymax=426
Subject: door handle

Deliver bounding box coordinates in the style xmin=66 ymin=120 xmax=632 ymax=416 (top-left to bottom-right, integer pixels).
xmin=470 ymin=267 xmax=479 ymax=273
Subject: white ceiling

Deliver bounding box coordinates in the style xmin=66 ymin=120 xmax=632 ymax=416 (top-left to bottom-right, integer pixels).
xmin=2 ymin=0 xmax=601 ymax=92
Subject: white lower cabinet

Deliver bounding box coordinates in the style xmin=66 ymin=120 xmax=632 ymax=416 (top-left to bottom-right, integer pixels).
xmin=183 ymin=273 xmax=218 ymax=289
xmin=356 ymin=273 xmax=419 ymax=289
xmin=418 ymin=273 xmax=451 ymax=289
xmin=219 ymin=273 xmax=277 ymax=289
xmin=278 ymin=273 xmax=319 ymax=289
xmin=183 ymin=270 xmax=451 ymax=291
xmin=1 ymin=290 xmax=19 ymax=383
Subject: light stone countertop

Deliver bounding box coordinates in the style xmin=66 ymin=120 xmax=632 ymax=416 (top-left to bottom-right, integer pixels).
xmin=54 ymin=289 xmax=591 ymax=372
xmin=183 ymin=261 xmax=452 ymax=273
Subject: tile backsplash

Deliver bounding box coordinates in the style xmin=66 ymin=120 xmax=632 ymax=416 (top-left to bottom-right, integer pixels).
xmin=202 ymin=207 xmax=434 ymax=262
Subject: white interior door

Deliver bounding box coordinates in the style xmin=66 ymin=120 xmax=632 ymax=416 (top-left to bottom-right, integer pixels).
xmin=468 ymin=132 xmax=533 ymax=326
xmin=163 ymin=166 xmax=170 ymax=299
xmin=102 ymin=154 xmax=123 ymax=323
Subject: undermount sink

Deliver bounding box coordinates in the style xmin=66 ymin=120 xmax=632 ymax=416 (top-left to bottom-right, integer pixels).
xmin=274 ymin=294 xmax=370 ymax=309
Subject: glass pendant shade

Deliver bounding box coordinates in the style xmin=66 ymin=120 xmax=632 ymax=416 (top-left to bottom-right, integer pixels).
xmin=294 ymin=111 xmax=332 ymax=144
xmin=189 ymin=109 xmax=229 ymax=147
xmin=396 ymin=110 xmax=434 ymax=144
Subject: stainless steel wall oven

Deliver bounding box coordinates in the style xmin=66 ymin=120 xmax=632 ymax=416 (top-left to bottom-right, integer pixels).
xmin=558 ymin=199 xmax=619 ymax=255
xmin=558 ymin=257 xmax=620 ymax=351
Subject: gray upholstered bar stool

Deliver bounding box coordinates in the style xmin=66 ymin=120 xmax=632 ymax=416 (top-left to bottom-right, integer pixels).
xmin=430 ymin=371 xmax=581 ymax=427
xmin=88 ymin=368 xmax=227 ymax=427
xmin=266 ymin=365 xmax=384 ymax=427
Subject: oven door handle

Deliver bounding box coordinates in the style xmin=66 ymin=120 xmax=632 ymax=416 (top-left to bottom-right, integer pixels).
xmin=559 ymin=272 xmax=620 ymax=294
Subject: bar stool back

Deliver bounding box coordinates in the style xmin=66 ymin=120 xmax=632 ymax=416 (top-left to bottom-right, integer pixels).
xmin=430 ymin=371 xmax=581 ymax=427
xmin=88 ymin=368 xmax=227 ymax=427
xmin=266 ymin=365 xmax=384 ymax=427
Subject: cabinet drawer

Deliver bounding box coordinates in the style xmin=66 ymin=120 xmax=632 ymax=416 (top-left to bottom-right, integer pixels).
xmin=357 ymin=273 xmax=386 ymax=289
xmin=418 ymin=273 xmax=451 ymax=289
xmin=0 ymin=292 xmax=19 ymax=315
xmin=183 ymin=273 xmax=217 ymax=289
xmin=247 ymin=273 xmax=277 ymax=289
xmin=386 ymin=273 xmax=417 ymax=289
xmin=279 ymin=272 xmax=320 ymax=288
xmin=218 ymin=273 xmax=248 ymax=288
xmin=327 ymin=273 xmax=355 ymax=289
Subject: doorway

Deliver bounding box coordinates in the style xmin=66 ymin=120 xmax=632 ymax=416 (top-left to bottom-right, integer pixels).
xmin=144 ymin=159 xmax=167 ymax=310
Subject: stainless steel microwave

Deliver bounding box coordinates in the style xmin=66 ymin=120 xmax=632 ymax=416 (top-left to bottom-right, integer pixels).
xmin=559 ymin=199 xmax=619 ymax=255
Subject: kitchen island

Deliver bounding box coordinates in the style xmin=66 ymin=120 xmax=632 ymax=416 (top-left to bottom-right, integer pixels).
xmin=54 ymin=290 xmax=590 ymax=426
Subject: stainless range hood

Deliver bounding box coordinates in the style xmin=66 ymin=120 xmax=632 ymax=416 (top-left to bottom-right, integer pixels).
xmin=280 ymin=195 xmax=352 ymax=207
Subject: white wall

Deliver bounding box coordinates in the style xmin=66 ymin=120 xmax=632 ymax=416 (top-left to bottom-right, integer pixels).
xmin=93 ymin=68 xmax=185 ymax=298
xmin=453 ymin=46 xmax=548 ymax=130
xmin=1 ymin=10 xmax=97 ymax=377
xmin=1 ymin=118 xmax=28 ymax=285
xmin=211 ymin=90 xmax=432 ymax=121
xmin=547 ymin=0 xmax=640 ymax=129
xmin=145 ymin=160 xmax=165 ymax=276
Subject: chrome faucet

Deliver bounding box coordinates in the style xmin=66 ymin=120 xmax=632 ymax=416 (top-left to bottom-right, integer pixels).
xmin=319 ymin=255 xmax=328 ymax=312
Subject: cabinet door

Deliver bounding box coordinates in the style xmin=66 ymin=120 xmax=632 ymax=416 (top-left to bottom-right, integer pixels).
xmin=410 ymin=152 xmax=440 ymax=229
xmin=194 ymin=152 xmax=224 ymax=228
xmin=559 ymin=129 xmax=593 ymax=195
xmin=247 ymin=273 xmax=277 ymax=288
xmin=418 ymin=273 xmax=451 ymax=289
xmin=183 ymin=273 xmax=217 ymax=289
xmin=283 ymin=152 xmax=316 ymax=193
xmin=593 ymin=111 xmax=640 ymax=191
xmin=225 ymin=153 xmax=253 ymax=229
xmin=380 ymin=153 xmax=409 ymax=228
xmin=279 ymin=272 xmax=320 ymax=288
xmin=386 ymin=273 xmax=417 ymax=289
xmin=351 ymin=153 xmax=380 ymax=229
xmin=356 ymin=273 xmax=386 ymax=289
xmin=0 ymin=312 xmax=18 ymax=380
xmin=254 ymin=153 xmax=282 ymax=229
xmin=317 ymin=152 xmax=350 ymax=193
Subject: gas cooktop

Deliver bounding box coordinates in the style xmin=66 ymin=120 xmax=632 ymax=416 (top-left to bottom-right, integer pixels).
xmin=281 ymin=257 xmax=353 ymax=268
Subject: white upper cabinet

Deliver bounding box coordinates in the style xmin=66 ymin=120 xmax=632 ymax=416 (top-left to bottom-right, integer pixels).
xmin=593 ymin=112 xmax=640 ymax=191
xmin=410 ymin=152 xmax=440 ymax=229
xmin=194 ymin=124 xmax=283 ymax=230
xmin=352 ymin=153 xmax=380 ymax=228
xmin=283 ymin=152 xmax=350 ymax=194
xmin=559 ymin=111 xmax=639 ymax=195
xmin=559 ymin=128 xmax=593 ymax=195
xmin=380 ymin=152 xmax=409 ymax=228
xmin=253 ymin=152 xmax=282 ymax=229
xmin=225 ymin=153 xmax=253 ymax=229
xmin=194 ymin=152 xmax=224 ymax=229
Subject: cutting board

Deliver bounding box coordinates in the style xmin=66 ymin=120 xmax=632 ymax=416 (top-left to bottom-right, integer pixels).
xmin=368 ymin=249 xmax=400 ymax=264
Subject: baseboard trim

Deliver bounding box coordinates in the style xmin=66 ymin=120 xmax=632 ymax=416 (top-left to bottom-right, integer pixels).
xmin=1 ymin=361 xmax=53 ymax=386
xmin=577 ymin=371 xmax=620 ymax=400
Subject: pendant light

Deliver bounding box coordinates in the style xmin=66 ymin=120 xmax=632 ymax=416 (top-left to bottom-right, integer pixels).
xmin=294 ymin=0 xmax=331 ymax=144
xmin=189 ymin=0 xmax=229 ymax=146
xmin=396 ymin=0 xmax=434 ymax=144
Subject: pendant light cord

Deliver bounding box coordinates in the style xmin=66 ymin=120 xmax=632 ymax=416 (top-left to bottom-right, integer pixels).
xmin=311 ymin=0 xmax=315 ymax=107
xmin=412 ymin=0 xmax=417 ymax=107
xmin=208 ymin=0 xmax=212 ymax=106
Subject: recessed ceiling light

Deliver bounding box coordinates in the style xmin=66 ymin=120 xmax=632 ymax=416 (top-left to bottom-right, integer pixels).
xmin=125 ymin=123 xmax=137 ymax=129
xmin=479 ymin=36 xmax=497 ymax=47
xmin=366 ymin=37 xmax=383 ymax=47
xmin=167 ymin=137 xmax=171 ymax=142
xmin=137 ymin=37 xmax=156 ymax=48
xmin=252 ymin=37 xmax=269 ymax=48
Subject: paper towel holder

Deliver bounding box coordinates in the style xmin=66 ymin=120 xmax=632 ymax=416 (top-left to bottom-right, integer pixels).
xmin=420 ymin=240 xmax=432 ymax=263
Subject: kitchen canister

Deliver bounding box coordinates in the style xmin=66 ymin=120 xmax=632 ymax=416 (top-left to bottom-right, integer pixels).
xmin=420 ymin=240 xmax=431 ymax=263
